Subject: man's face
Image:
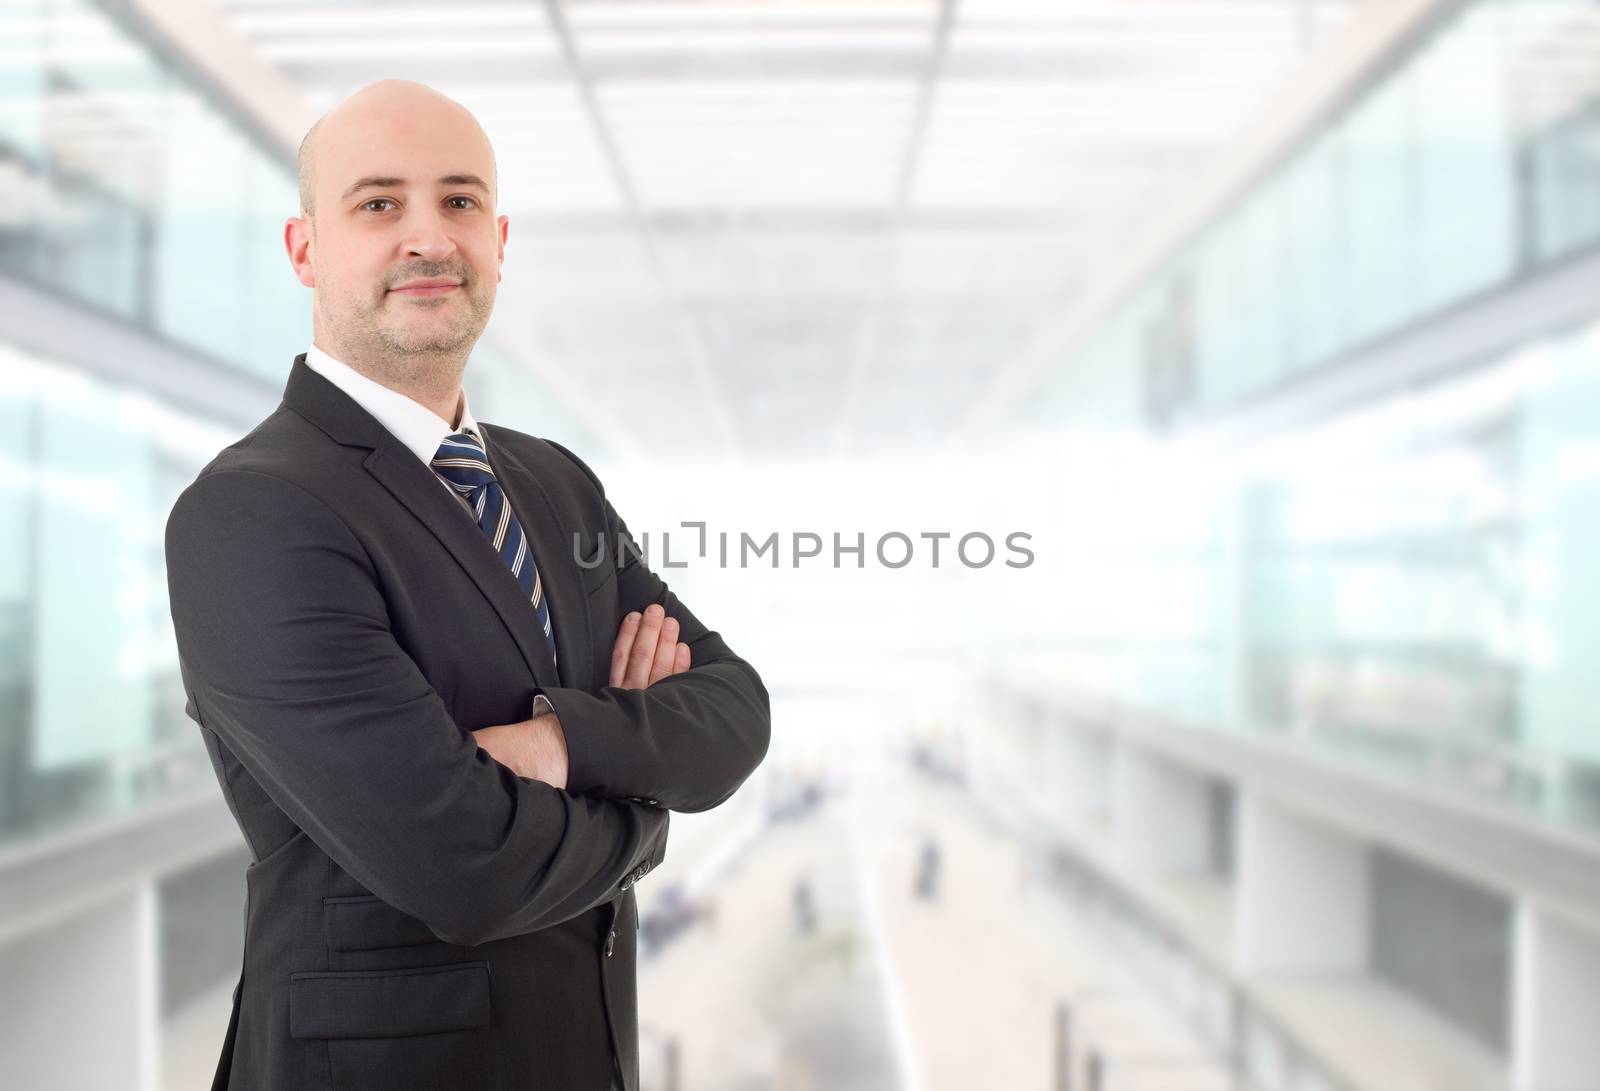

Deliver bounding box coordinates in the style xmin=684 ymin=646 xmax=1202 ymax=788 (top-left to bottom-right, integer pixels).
xmin=293 ymin=98 xmax=508 ymax=362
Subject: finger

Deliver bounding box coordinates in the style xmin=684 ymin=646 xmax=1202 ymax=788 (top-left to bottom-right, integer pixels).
xmin=624 ymin=604 xmax=666 ymax=689
xmin=610 ymin=611 xmax=641 ymax=688
xmin=647 ymin=616 xmax=680 ymax=686
xmin=673 ymin=641 xmax=691 ymax=675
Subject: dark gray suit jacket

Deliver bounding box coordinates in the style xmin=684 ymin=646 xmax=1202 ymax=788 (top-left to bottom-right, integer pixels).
xmin=164 ymin=354 xmax=770 ymax=1091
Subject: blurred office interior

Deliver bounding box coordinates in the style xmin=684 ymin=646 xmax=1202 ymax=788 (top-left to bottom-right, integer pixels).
xmin=2 ymin=0 xmax=1600 ymax=1088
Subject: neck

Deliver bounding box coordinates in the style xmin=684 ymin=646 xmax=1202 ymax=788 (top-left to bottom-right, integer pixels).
xmin=314 ymin=336 xmax=464 ymax=427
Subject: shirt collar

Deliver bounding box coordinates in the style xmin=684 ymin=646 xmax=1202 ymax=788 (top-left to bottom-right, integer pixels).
xmin=303 ymin=342 xmax=483 ymax=467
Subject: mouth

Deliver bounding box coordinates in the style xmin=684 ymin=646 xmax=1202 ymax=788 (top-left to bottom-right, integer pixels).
xmin=388 ymin=278 xmax=462 ymax=297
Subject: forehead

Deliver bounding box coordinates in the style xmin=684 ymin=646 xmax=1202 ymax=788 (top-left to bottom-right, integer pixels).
xmin=316 ymin=105 xmax=494 ymax=195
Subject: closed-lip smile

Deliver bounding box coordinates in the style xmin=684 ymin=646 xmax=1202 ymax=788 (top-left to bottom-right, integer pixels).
xmin=389 ymin=277 xmax=462 ymax=296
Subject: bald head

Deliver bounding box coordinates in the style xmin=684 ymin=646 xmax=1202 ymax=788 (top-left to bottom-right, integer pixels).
xmin=296 ymin=80 xmax=496 ymax=221
xmin=297 ymin=118 xmax=322 ymax=217
xmin=283 ymin=77 xmax=509 ymax=400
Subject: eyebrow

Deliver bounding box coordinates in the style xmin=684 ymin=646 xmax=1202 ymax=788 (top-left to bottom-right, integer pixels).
xmin=341 ymin=174 xmax=491 ymax=201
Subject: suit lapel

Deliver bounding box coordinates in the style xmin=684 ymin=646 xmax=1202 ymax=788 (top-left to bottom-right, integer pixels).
xmin=480 ymin=424 xmax=594 ymax=693
xmin=363 ymin=444 xmax=562 ymax=689
xmin=282 ymin=354 xmax=564 ymax=691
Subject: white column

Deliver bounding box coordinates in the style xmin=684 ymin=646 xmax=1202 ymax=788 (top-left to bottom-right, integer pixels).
xmin=1512 ymin=902 xmax=1600 ymax=1091
xmin=0 ymin=882 xmax=159 ymax=1091
xmin=1048 ymin=722 xmax=1113 ymax=833
xmin=1234 ymin=791 xmax=1369 ymax=973
xmin=1110 ymin=745 xmax=1212 ymax=873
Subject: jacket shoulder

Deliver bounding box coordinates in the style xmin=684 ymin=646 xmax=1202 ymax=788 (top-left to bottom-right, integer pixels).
xmin=194 ymin=404 xmax=326 ymax=478
xmin=168 ymin=407 xmax=356 ymax=537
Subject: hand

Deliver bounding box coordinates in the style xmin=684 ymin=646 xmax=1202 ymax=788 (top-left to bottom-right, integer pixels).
xmin=472 ymin=713 xmax=567 ymax=789
xmin=471 ymin=603 xmax=688 ymax=786
xmin=611 ymin=602 xmax=691 ymax=689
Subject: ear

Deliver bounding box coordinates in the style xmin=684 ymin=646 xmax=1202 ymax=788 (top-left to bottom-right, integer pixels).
xmin=285 ymin=216 xmax=315 ymax=288
xmin=496 ymin=213 xmax=508 ymax=283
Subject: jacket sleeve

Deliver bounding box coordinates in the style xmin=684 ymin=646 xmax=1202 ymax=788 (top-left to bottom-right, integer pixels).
xmin=537 ymin=441 xmax=771 ymax=814
xmin=164 ymin=467 xmax=668 ymax=948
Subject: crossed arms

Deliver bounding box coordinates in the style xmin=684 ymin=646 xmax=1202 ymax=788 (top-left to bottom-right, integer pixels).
xmin=472 ymin=602 xmax=698 ymax=791
xmin=164 ymin=455 xmax=769 ymax=948
xmin=531 ymin=441 xmax=770 ymax=814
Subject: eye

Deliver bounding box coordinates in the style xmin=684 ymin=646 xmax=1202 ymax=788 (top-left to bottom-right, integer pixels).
xmin=446 ymin=195 xmax=480 ymax=210
xmin=361 ymin=198 xmax=397 ymax=213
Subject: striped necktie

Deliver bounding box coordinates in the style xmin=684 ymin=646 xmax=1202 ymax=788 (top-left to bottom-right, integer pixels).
xmin=431 ymin=430 xmax=558 ymax=668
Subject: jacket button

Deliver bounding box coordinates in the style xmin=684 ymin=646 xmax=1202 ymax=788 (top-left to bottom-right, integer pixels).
xmin=605 ymin=929 xmax=617 ymax=957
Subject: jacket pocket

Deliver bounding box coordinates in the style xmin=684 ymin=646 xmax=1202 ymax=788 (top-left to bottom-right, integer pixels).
xmin=290 ymin=961 xmax=491 ymax=1091
xmin=577 ymin=534 xmax=617 ymax=595
xmin=582 ymin=553 xmax=617 ymax=595
xmin=290 ymin=961 xmax=490 ymax=1038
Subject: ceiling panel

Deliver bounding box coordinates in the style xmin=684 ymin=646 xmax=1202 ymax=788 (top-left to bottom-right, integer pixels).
xmin=208 ymin=0 xmax=1353 ymax=460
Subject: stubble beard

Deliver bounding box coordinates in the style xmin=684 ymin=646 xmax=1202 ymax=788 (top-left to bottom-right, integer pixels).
xmin=320 ymin=273 xmax=493 ymax=392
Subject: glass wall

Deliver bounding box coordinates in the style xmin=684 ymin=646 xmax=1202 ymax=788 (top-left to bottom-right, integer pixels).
xmin=0 ymin=0 xmax=308 ymax=381
xmin=1037 ymin=317 xmax=1600 ymax=834
xmin=0 ymin=1 xmax=600 ymax=852
xmin=0 ymin=343 xmax=236 ymax=848
xmin=1038 ymin=0 xmax=1600 ymax=429
xmin=1017 ymin=0 xmax=1600 ymax=835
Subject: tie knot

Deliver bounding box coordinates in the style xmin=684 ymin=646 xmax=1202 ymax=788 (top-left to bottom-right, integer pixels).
xmin=432 ymin=431 xmax=495 ymax=494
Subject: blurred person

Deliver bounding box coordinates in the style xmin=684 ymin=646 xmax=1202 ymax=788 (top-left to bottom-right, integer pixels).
xmin=637 ymin=884 xmax=697 ymax=955
xmin=914 ymin=835 xmax=942 ymax=902
xmin=792 ymin=874 xmax=816 ymax=935
xmin=164 ymin=79 xmax=769 ymax=1091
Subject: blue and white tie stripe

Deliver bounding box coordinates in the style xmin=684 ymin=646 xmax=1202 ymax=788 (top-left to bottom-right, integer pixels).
xmin=431 ymin=430 xmax=558 ymax=667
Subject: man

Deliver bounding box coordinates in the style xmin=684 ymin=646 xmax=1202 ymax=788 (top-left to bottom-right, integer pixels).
xmin=164 ymin=80 xmax=770 ymax=1091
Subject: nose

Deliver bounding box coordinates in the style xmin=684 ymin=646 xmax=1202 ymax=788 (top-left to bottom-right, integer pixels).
xmin=397 ymin=204 xmax=456 ymax=264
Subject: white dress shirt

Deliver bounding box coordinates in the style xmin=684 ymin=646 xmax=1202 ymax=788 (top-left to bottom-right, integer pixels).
xmin=304 ymin=343 xmax=557 ymax=717
xmin=304 ymin=342 xmax=483 ymax=507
